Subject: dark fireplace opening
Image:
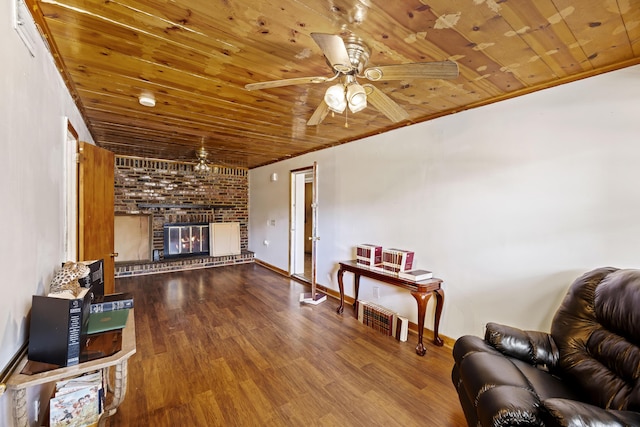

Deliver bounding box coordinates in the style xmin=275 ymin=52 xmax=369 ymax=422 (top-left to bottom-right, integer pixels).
xmin=163 ymin=223 xmax=209 ymax=258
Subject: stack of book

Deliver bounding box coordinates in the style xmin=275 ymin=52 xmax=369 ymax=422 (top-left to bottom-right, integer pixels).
xmin=27 ymin=291 xmax=134 ymax=369
xmin=354 ymin=244 xmax=435 ymax=280
xmin=357 ymin=300 xmax=395 ymax=336
xmin=382 ymin=248 xmax=415 ymax=273
xmin=87 ymin=292 xmax=134 ymax=335
xmin=356 ymin=244 xmax=382 ymax=267
xmin=28 ymin=260 xmax=108 ymax=367
xmin=89 ymin=292 xmax=133 ymax=314
xmin=357 ymin=300 xmax=409 ymax=342
xmin=50 ymin=371 xmax=103 ymax=427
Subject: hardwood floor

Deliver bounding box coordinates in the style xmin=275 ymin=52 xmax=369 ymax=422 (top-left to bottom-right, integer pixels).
xmin=108 ymin=263 xmax=466 ymax=426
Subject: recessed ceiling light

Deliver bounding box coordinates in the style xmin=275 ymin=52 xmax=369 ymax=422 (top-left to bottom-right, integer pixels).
xmin=138 ymin=94 xmax=155 ymax=107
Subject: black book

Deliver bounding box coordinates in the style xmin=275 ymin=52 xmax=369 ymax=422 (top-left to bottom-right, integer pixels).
xmin=29 ymin=288 xmax=93 ymax=367
xmin=77 ymin=259 xmax=105 ymax=296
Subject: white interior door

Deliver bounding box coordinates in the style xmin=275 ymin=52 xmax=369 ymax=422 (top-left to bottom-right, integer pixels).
xmin=290 ymin=169 xmax=307 ymax=277
xmin=309 ymin=162 xmax=318 ymax=291
xmin=290 ymin=164 xmax=317 ymax=286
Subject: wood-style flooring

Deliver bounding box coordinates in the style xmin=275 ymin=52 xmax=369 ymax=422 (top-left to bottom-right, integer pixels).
xmin=108 ymin=263 xmax=466 ymax=426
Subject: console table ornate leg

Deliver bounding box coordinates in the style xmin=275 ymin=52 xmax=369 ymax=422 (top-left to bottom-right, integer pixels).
xmin=337 ymin=268 xmax=345 ymax=314
xmin=410 ymin=291 xmax=433 ymax=356
xmin=353 ymin=274 xmax=361 ymax=312
xmin=13 ymin=388 xmax=27 ymax=427
xmin=433 ymin=288 xmax=445 ymax=346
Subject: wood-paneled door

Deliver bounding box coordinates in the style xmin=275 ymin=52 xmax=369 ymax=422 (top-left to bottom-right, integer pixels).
xmin=78 ymin=142 xmax=115 ymax=294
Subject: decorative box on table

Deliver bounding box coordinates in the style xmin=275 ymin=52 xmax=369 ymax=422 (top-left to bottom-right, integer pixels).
xmin=356 ymin=244 xmax=382 ymax=267
xmin=382 ymin=248 xmax=415 ymax=273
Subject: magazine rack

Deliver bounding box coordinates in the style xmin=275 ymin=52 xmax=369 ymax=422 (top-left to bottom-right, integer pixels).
xmin=6 ymin=310 xmax=136 ymax=427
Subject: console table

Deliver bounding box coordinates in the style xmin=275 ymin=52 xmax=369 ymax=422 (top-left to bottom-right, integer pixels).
xmin=337 ymin=261 xmax=444 ymax=356
xmin=6 ymin=309 xmax=136 ymax=427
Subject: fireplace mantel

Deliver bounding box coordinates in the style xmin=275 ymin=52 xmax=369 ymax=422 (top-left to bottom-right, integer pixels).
xmin=137 ymin=203 xmax=233 ymax=210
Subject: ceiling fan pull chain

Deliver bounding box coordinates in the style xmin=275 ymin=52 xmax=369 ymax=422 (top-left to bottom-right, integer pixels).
xmin=344 ymin=108 xmax=349 ymax=128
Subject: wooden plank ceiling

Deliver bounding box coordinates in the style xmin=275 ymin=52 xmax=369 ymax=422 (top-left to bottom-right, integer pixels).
xmin=27 ymin=0 xmax=640 ymax=168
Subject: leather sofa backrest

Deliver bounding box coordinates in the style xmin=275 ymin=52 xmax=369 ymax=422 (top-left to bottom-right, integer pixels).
xmin=551 ymin=267 xmax=640 ymax=411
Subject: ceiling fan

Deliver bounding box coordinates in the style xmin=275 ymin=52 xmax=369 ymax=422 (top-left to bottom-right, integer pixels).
xmin=245 ymin=33 xmax=459 ymax=126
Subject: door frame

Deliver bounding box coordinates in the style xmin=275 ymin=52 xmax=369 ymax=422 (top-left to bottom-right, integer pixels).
xmin=289 ymin=163 xmax=317 ymax=288
xmin=64 ymin=119 xmax=79 ymax=261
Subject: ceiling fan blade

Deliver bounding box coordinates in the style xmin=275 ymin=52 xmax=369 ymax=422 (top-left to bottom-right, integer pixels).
xmin=245 ymin=76 xmax=330 ymax=91
xmin=310 ymin=33 xmax=353 ymax=73
xmin=364 ymin=85 xmax=410 ymax=123
xmin=307 ymin=100 xmax=330 ymax=126
xmin=363 ymin=61 xmax=459 ymax=81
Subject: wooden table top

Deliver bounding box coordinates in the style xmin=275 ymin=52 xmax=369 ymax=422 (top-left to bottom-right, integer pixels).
xmin=339 ymin=260 xmax=442 ymax=292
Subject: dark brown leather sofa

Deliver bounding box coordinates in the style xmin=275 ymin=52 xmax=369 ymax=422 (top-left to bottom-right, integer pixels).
xmin=451 ymin=267 xmax=640 ymax=426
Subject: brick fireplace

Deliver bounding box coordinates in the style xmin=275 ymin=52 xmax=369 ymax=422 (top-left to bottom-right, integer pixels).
xmin=113 ymin=156 xmax=253 ymax=276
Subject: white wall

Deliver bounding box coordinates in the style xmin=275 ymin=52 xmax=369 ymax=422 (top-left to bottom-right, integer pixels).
xmin=1 ymin=2 xmax=92 ymax=424
xmin=249 ymin=64 xmax=640 ymax=340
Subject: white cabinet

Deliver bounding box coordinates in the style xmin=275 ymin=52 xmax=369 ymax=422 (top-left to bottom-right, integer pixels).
xmin=209 ymin=222 xmax=241 ymax=256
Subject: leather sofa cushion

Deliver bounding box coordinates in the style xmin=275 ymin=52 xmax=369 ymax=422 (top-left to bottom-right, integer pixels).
xmin=455 ymin=335 xmax=581 ymax=426
xmin=476 ymin=386 xmax=541 ymax=427
xmin=509 ymin=358 xmax=581 ymax=402
xmin=542 ymin=398 xmax=640 ymax=426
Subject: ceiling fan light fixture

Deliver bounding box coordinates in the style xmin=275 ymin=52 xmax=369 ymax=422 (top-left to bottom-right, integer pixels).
xmin=324 ymin=83 xmax=347 ymax=113
xmin=346 ymin=83 xmax=367 ymax=113
xmin=194 ymin=146 xmax=211 ymax=173
xmin=194 ymin=159 xmax=211 ymax=173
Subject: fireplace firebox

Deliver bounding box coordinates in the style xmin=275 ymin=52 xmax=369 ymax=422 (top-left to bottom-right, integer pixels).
xmin=163 ymin=223 xmax=209 ymax=258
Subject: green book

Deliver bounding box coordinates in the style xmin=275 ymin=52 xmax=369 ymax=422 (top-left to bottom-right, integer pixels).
xmin=87 ymin=309 xmax=129 ymax=335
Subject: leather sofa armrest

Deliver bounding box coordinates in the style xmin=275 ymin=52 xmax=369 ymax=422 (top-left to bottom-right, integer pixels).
xmin=454 ymin=342 xmax=547 ymax=426
xmin=542 ymin=398 xmax=640 ymax=426
xmin=485 ymin=322 xmax=559 ymax=369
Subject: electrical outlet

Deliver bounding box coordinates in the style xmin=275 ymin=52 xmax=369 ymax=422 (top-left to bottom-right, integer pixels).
xmin=373 ymin=286 xmax=380 ymax=299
